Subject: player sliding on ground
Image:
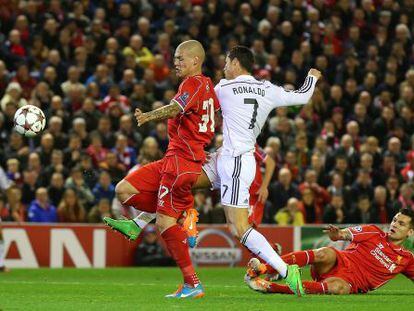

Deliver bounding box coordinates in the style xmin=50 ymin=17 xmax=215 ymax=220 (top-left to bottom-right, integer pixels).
xmin=213 ymin=46 xmax=321 ymax=296
xmin=104 ymin=40 xmax=219 ymax=298
xmin=245 ymin=208 xmax=414 ymax=295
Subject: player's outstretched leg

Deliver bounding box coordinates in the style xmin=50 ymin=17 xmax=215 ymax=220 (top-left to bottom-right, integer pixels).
xmin=226 ymin=207 xmax=304 ymax=296
xmin=246 ymin=277 xmax=330 ymax=295
xmin=250 ymin=250 xmax=317 ymax=277
xmin=246 ymin=276 xmax=350 ymax=295
xmin=104 ymin=178 xmax=158 ymax=240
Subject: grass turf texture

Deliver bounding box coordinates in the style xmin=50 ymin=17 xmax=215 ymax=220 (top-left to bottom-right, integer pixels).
xmin=0 ymin=268 xmax=412 ymax=311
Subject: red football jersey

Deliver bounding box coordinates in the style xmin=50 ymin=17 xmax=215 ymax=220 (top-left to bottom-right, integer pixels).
xmin=167 ymin=75 xmax=219 ymax=162
xmin=342 ymin=225 xmax=414 ymax=292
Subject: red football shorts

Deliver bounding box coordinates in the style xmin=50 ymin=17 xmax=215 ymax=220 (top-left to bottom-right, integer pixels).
xmin=310 ymin=247 xmax=362 ymax=294
xmin=125 ymin=155 xmax=202 ymax=218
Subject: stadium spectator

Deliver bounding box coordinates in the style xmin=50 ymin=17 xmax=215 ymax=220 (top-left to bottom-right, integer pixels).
xmin=348 ymin=195 xmax=380 ymax=224
xmin=134 ymin=225 xmax=174 ymax=267
xmin=65 ymin=166 xmax=95 ymax=209
xmin=47 ymin=172 xmax=65 ymax=208
xmin=92 ymin=171 xmax=115 ymax=203
xmin=266 ymin=168 xmax=300 ymax=223
xmin=27 ymin=187 xmax=57 ymax=222
xmin=275 ymin=197 xmax=305 ymax=226
xmin=323 ymin=194 xmax=346 ymax=224
xmin=57 ymin=188 xmax=86 ymax=223
xmin=88 ymin=198 xmax=113 ymax=223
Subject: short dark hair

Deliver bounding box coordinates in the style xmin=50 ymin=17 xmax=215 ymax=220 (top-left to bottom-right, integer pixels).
xmin=227 ymin=46 xmax=254 ymax=73
xmin=399 ymin=208 xmax=414 ymax=229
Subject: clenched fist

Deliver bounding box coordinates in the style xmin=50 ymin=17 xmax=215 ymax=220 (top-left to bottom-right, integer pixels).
xmin=308 ymin=68 xmax=322 ymax=80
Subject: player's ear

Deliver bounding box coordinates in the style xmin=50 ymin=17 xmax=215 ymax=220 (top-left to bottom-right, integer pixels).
xmin=408 ymin=228 xmax=414 ymax=238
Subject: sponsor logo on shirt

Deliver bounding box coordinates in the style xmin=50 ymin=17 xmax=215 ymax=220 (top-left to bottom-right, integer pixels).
xmin=370 ymin=243 xmax=397 ymax=272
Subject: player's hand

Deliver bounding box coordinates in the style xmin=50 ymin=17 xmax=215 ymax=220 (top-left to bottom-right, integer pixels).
xmin=256 ymin=185 xmax=269 ymax=204
xmin=135 ymin=108 xmax=149 ymax=126
xmin=308 ymin=68 xmax=322 ymax=80
xmin=323 ymin=224 xmax=341 ymax=241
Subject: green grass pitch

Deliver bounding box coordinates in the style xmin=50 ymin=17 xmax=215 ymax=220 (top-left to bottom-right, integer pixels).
xmin=0 ymin=268 xmax=413 ymax=311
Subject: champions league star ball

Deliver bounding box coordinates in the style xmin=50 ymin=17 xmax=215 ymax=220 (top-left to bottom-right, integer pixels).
xmin=14 ymin=105 xmax=46 ymax=137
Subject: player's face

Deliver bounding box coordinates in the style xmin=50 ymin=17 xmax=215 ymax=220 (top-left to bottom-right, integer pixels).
xmin=174 ymin=48 xmax=193 ymax=78
xmin=388 ymin=213 xmax=414 ymax=241
xmin=224 ymin=56 xmax=235 ymax=79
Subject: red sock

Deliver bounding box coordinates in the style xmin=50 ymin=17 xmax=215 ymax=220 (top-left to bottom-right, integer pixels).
xmin=303 ymin=281 xmax=329 ymax=294
xmin=265 ymin=250 xmax=315 ymax=275
xmin=267 ymin=281 xmax=328 ymax=295
xmin=282 ymin=250 xmax=315 ymax=267
xmin=268 ymin=283 xmax=294 ymax=294
xmin=161 ymin=225 xmax=200 ymax=287
xmin=122 ymin=193 xmax=157 ymax=213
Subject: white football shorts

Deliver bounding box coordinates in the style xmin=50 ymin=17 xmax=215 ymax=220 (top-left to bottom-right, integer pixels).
xmin=217 ymin=152 xmax=255 ymax=208
xmin=202 ymin=151 xmax=221 ymax=190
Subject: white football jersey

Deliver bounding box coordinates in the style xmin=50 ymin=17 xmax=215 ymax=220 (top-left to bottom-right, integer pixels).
xmin=214 ymin=74 xmax=317 ymax=156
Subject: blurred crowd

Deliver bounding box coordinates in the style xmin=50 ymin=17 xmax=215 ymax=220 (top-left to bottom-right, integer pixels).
xmin=0 ymin=0 xmax=413 ymax=226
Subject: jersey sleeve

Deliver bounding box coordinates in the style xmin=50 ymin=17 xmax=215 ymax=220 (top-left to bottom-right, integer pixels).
xmin=210 ymin=79 xmax=221 ymax=112
xmin=214 ymin=79 xmax=225 ymax=100
xmin=402 ymin=256 xmax=414 ymax=281
xmin=172 ymin=77 xmax=203 ymax=113
xmin=271 ymin=75 xmax=317 ymax=108
xmin=348 ymin=225 xmax=384 ymax=243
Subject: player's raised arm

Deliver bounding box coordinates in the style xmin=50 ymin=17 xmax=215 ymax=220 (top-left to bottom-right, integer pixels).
xmin=323 ymin=224 xmax=352 ymax=241
xmin=273 ymin=68 xmax=322 ymax=107
xmin=134 ymin=103 xmax=181 ymax=126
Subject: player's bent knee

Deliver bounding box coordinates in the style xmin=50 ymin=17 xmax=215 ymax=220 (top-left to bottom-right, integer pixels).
xmin=115 ymin=180 xmax=139 ymax=203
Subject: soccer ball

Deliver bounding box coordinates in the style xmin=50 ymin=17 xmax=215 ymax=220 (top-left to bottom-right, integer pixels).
xmin=14 ymin=105 xmax=46 ymax=137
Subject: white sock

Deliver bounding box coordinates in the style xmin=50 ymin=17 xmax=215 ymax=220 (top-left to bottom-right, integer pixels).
xmin=241 ymin=228 xmax=288 ymax=278
xmin=133 ymin=212 xmax=156 ymax=229
xmin=0 ymin=240 xmax=5 ymax=267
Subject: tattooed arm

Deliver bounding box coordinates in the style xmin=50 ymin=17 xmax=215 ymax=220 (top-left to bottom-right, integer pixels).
xmin=323 ymin=224 xmax=353 ymax=241
xmin=135 ymin=102 xmax=181 ymax=126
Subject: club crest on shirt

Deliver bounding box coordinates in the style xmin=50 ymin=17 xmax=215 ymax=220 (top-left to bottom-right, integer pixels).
xmin=177 ymin=92 xmax=190 ymax=107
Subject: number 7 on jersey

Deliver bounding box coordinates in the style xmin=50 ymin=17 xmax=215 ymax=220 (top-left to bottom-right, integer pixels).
xmin=244 ymin=98 xmax=258 ymax=129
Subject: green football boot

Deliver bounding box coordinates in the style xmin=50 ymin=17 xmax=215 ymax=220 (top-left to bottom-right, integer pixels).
xmin=103 ymin=217 xmax=142 ymax=241
xmin=285 ymin=264 xmax=305 ymax=297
